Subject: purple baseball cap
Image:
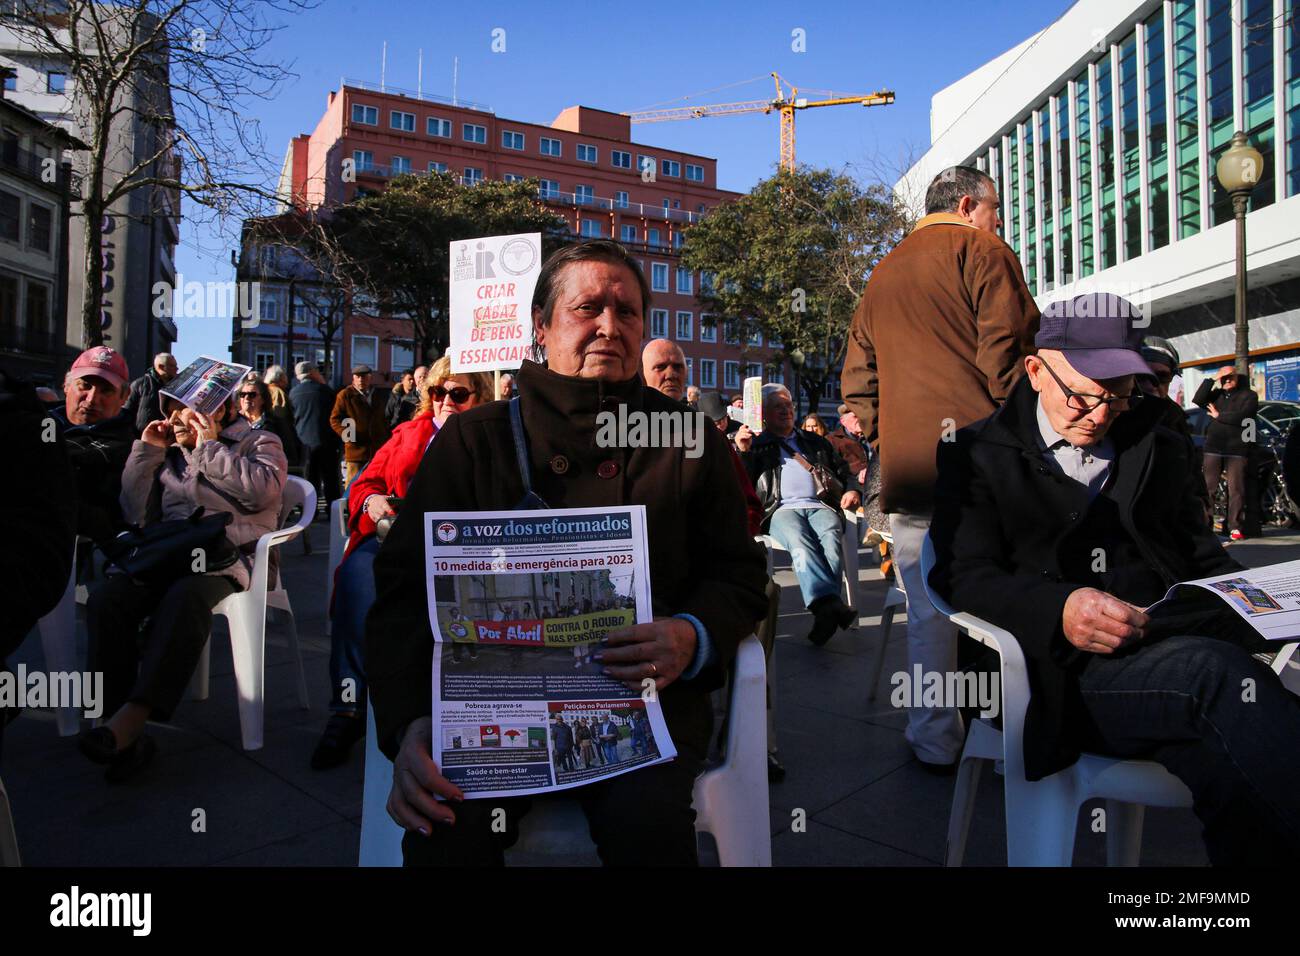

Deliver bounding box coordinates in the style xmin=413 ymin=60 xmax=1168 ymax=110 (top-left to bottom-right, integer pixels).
xmin=1034 ymin=293 xmax=1152 ymax=380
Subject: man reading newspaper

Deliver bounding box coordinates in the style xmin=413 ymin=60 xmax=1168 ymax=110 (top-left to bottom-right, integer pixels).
xmin=929 ymin=293 xmax=1300 ymax=865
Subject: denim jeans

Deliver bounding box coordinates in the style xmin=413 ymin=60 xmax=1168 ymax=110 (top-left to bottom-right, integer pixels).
xmin=767 ymin=506 xmax=843 ymax=608
xmin=329 ymin=535 xmax=378 ymax=714
xmin=1076 ymin=625 xmax=1300 ymax=865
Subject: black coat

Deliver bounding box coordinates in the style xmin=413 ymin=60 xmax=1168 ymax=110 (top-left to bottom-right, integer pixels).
xmin=125 ymin=368 xmax=166 ymax=433
xmin=740 ymin=428 xmax=859 ymax=531
xmin=289 ymin=379 xmax=339 ymax=449
xmin=929 ymin=375 xmax=1240 ymax=780
xmin=1194 ymin=382 xmax=1259 ymax=457
xmin=46 ymin=404 xmax=135 ymax=546
xmin=366 ymin=360 xmax=768 ymax=761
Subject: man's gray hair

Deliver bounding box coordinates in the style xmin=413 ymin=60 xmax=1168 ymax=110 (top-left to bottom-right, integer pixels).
xmin=263 ymin=364 xmax=287 ymax=386
xmin=153 ymin=352 xmax=174 ymax=367
xmin=925 ymin=165 xmax=995 ymax=215
xmin=761 ymin=383 xmax=791 ymax=407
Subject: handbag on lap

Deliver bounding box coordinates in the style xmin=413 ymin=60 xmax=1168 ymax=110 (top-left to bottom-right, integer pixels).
xmin=103 ymin=508 xmax=238 ymax=587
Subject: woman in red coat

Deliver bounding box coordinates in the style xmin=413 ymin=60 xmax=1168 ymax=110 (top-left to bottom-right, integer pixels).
xmin=311 ymin=357 xmax=492 ymax=769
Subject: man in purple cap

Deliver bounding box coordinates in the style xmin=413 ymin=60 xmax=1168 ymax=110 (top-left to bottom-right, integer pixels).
xmin=930 ymin=292 xmax=1300 ymax=865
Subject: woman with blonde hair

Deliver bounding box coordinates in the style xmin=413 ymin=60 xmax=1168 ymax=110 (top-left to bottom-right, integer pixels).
xmin=310 ymin=355 xmax=492 ymax=769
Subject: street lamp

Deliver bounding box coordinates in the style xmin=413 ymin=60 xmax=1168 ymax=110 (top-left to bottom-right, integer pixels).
xmin=788 ymin=348 xmax=805 ymax=417
xmin=1215 ymin=130 xmax=1264 ymax=378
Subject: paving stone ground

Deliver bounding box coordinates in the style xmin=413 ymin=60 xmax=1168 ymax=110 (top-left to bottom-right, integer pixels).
xmin=5 ymin=517 xmax=1298 ymax=866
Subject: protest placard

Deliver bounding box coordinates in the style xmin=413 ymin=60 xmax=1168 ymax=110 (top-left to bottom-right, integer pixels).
xmin=448 ymin=232 xmax=542 ymax=373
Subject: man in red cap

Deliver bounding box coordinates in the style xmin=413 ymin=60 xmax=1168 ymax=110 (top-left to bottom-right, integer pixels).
xmin=46 ymin=346 xmax=137 ymax=545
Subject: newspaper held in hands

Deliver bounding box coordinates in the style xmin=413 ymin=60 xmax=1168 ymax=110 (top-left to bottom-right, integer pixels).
xmin=159 ymin=356 xmax=251 ymax=418
xmin=424 ymin=506 xmax=676 ymax=799
xmin=1148 ymin=559 xmax=1300 ymax=641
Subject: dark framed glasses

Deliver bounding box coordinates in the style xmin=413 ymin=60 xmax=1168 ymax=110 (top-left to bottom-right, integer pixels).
xmin=431 ymin=384 xmax=473 ymax=404
xmin=237 ymin=391 xmax=260 ymax=400
xmin=1039 ymin=359 xmax=1142 ymax=414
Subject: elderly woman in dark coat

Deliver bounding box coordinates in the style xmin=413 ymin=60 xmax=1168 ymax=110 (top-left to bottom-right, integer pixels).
xmin=367 ymin=239 xmax=768 ymax=866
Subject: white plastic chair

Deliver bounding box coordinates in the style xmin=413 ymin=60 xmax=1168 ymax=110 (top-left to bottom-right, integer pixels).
xmin=324 ymin=498 xmax=349 ymax=637
xmin=35 ymin=549 xmax=81 ymax=736
xmin=358 ymin=634 xmax=772 ymax=867
xmin=191 ymin=476 xmax=316 ymax=750
xmin=919 ymin=535 xmax=1194 ymax=866
xmin=867 ymin=530 xmax=906 ymax=701
xmin=759 ymin=510 xmax=860 ymax=624
xmin=0 ymin=776 xmax=19 ymax=866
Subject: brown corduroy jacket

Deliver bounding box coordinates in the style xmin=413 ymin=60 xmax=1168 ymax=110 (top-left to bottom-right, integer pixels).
xmin=841 ymin=213 xmax=1040 ymax=514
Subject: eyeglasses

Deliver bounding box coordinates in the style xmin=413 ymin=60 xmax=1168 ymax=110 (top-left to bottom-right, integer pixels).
xmin=237 ymin=391 xmax=260 ymax=400
xmin=1039 ymin=359 xmax=1142 ymax=414
xmin=431 ymin=385 xmax=472 ymax=404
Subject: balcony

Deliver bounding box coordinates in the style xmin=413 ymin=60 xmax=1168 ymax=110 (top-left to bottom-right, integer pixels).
xmin=341 ymin=78 xmax=492 ymax=114
xmin=0 ymin=143 xmax=77 ymax=194
xmin=538 ymin=189 xmax=704 ymax=224
xmin=0 ymin=321 xmax=62 ymax=356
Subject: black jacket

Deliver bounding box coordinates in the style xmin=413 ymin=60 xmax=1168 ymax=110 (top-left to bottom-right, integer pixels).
xmin=929 ymin=375 xmax=1240 ymax=780
xmin=46 ymin=404 xmax=135 ymax=546
xmin=289 ymin=379 xmax=339 ymax=449
xmin=366 ymin=360 xmax=768 ymax=761
xmin=124 ymin=368 xmax=166 ymax=433
xmin=1195 ymin=382 xmax=1259 ymax=457
xmin=740 ymin=428 xmax=859 ymax=531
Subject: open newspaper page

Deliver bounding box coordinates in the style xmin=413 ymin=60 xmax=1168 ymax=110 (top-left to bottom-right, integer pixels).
xmin=1151 ymin=559 xmax=1300 ymax=641
xmin=159 ymin=355 xmax=251 ymax=417
xmin=424 ymin=506 xmax=676 ymax=799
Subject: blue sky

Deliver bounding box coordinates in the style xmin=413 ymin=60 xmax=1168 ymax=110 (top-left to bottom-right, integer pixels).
xmin=172 ymin=0 xmax=1069 ymax=363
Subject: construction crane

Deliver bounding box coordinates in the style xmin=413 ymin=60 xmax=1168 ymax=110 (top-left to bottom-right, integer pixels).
xmin=624 ymin=72 xmax=894 ymax=173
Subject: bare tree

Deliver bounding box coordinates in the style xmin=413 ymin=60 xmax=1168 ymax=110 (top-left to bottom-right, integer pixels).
xmin=5 ymin=0 xmax=313 ymax=347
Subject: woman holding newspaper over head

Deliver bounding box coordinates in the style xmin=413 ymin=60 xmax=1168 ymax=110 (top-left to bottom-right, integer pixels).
xmin=78 ymin=366 xmax=287 ymax=783
xmin=367 ymin=240 xmax=768 ymax=865
xmin=309 ymin=357 xmax=492 ymax=771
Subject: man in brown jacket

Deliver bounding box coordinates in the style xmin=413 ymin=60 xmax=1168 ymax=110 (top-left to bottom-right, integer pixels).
xmin=842 ymin=164 xmax=1039 ymax=770
xmin=329 ymin=364 xmax=391 ymax=485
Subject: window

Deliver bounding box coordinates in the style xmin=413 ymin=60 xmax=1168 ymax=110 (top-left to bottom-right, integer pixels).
xmin=391 ymin=341 xmax=415 ymax=370
xmin=352 ymin=149 xmax=374 ymax=172
xmin=351 ymin=334 xmax=378 ymax=368
xmin=613 ymin=190 xmax=629 ymax=209
xmin=650 ymin=309 xmax=668 ymax=338
xmin=577 ymin=143 xmax=598 ymax=163
xmin=540 ymin=137 xmax=562 ymax=157
xmin=650 ymin=263 xmax=668 ymax=292
xmin=700 ymin=271 xmax=715 ymax=295
xmin=647 ymin=227 xmax=661 ymax=248
xmin=503 ymin=173 xmax=524 ymax=183
xmin=638 ymin=155 xmax=655 ymax=176
xmin=673 ymin=232 xmax=683 ymax=249
xmin=428 ymin=116 xmax=451 ymax=138
xmin=390 ymin=110 xmax=415 ymax=132
xmin=463 ymin=123 xmax=486 ymax=144
xmin=502 ymin=130 xmax=524 ymax=150
xmin=676 ymin=267 xmax=692 ymax=294
xmin=747 ymin=328 xmax=763 ymax=347
xmin=580 ymin=219 xmax=604 ymax=238
xmin=699 ymin=359 xmax=716 ymax=388
xmin=428 ymin=161 xmax=448 ymax=174
xmin=767 ymin=330 xmax=782 ymax=348
xmin=685 ymin=163 xmax=704 ymax=182
xmin=25 ymin=281 xmax=49 ymax=333
xmin=660 ymin=159 xmax=680 ymax=177
xmin=351 ymin=103 xmax=378 ymax=125
xmin=259 ymin=295 xmax=280 ymax=324
xmin=255 ymin=352 xmax=276 ymax=375
xmin=620 ymin=224 xmax=637 ymax=243
xmin=0 ymin=273 xmax=16 ymax=327
xmin=27 ymin=203 xmax=51 ymax=253
xmin=699 ymin=314 xmax=717 ymax=343
xmin=611 ymin=150 xmax=631 ymax=169
xmin=464 ymin=167 xmax=484 ymax=186
xmin=2 ymin=72 xmax=15 ymax=93
xmin=44 ymin=70 xmax=63 ymax=94
xmin=768 ymin=364 xmax=784 ymax=385
xmin=0 ymin=190 xmax=18 ymax=242
xmin=575 ymin=184 xmax=594 ymax=205
xmin=724 ymin=320 xmax=740 ymax=345
xmin=685 ymin=357 xmax=693 ymax=386
xmin=723 ymin=361 xmax=740 ymax=390
xmin=538 ymin=179 xmax=560 ymax=199
xmin=675 ymin=311 xmax=692 ymax=340
xmin=390 ymin=155 xmax=411 ymax=175
xmin=746 ymin=363 xmax=762 ymax=381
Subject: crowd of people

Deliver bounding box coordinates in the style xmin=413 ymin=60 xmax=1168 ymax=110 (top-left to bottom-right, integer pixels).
xmin=3 ymin=164 xmax=1299 ymax=867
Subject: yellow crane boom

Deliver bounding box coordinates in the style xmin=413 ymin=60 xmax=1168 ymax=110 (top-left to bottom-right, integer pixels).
xmin=625 ymin=72 xmax=894 ymax=172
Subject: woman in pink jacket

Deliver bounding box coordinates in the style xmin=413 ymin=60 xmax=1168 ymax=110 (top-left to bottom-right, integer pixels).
xmin=78 ymin=392 xmax=287 ymax=782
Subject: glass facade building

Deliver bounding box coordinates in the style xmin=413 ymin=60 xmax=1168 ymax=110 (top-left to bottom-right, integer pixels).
xmin=973 ymin=0 xmax=1296 ymax=298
